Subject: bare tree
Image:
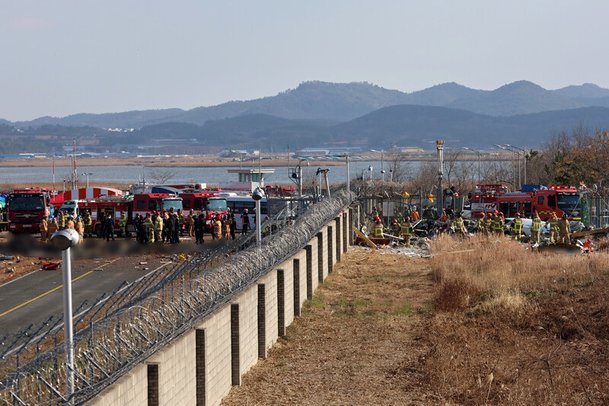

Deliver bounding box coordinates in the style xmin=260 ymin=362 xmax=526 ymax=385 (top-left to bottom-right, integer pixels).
xmin=147 ymin=169 xmax=175 ymax=185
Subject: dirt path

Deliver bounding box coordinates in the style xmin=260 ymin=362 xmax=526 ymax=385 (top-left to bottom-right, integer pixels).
xmin=222 ymin=247 xmax=436 ymax=405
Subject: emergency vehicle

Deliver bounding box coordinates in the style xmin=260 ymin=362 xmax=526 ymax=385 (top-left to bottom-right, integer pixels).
xmin=7 ymin=189 xmax=58 ymax=233
xmin=152 ymin=187 xmax=230 ymax=231
xmin=76 ymin=193 xmax=183 ymax=236
xmin=467 ymin=184 xmax=580 ymax=220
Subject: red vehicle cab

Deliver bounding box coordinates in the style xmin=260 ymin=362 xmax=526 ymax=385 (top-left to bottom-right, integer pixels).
xmin=179 ymin=192 xmax=228 ymax=230
xmin=7 ymin=189 xmax=55 ymax=233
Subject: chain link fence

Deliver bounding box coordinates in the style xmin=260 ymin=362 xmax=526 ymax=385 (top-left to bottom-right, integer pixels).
xmin=0 ymin=190 xmax=353 ymax=405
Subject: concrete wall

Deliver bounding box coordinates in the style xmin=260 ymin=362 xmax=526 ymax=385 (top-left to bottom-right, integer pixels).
xmin=89 ymin=209 xmax=350 ymax=406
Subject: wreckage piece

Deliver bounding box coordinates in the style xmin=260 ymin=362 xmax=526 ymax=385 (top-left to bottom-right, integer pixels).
xmin=353 ymin=226 xmax=378 ymax=249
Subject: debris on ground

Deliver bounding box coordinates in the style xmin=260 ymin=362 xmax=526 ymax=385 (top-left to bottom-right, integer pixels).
xmin=351 ymin=237 xmax=431 ymax=258
xmin=41 ymin=261 xmax=61 ymax=270
xmin=139 ymin=261 xmax=148 ymax=265
xmin=174 ymin=253 xmax=189 ymax=262
xmin=0 ymin=255 xmax=14 ymax=261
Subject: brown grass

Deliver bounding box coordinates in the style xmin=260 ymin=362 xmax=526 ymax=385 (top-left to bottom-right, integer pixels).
xmin=427 ymin=234 xmax=609 ymax=404
xmin=222 ymin=238 xmax=609 ymax=405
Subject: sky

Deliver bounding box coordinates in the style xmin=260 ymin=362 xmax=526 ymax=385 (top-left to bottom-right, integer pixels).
xmin=2 ymin=1 xmax=609 ymax=121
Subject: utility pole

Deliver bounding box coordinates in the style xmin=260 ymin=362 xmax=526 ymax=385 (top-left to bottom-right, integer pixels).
xmin=436 ymin=140 xmax=445 ymax=215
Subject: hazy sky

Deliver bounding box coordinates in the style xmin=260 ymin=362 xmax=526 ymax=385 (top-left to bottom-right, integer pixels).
xmin=2 ymin=1 xmax=609 ymax=121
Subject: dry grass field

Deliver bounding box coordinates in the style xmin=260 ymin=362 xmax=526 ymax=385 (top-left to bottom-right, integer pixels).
xmin=223 ymin=236 xmax=609 ymax=405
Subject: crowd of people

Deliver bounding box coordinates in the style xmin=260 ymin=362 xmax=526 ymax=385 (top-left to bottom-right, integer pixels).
xmin=367 ymin=205 xmax=573 ymax=246
xmin=38 ymin=207 xmax=255 ymax=245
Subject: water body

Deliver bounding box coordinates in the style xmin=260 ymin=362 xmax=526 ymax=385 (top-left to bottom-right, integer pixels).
xmin=0 ymin=161 xmax=405 ymax=185
xmin=0 ymin=159 xmax=507 ymax=186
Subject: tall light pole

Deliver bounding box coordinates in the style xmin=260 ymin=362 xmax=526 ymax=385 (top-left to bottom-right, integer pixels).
xmin=495 ymin=144 xmax=518 ymax=189
xmin=82 ymin=172 xmax=93 ymax=188
xmin=462 ymin=147 xmax=481 ymax=184
xmin=337 ymin=154 xmax=350 ymax=192
xmin=371 ymin=149 xmax=385 ymax=181
xmin=505 ymin=144 xmax=526 ymax=186
xmin=50 ymin=228 xmax=81 ymax=401
xmin=252 ymin=187 xmax=265 ymax=246
xmin=436 ymin=140 xmax=445 ymax=215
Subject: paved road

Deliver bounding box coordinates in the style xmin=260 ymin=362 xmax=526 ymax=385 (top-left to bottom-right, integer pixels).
xmin=0 ymin=236 xmax=225 ymax=338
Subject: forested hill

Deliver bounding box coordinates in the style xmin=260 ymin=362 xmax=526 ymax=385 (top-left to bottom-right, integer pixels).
xmin=6 ymin=81 xmax=609 ymax=129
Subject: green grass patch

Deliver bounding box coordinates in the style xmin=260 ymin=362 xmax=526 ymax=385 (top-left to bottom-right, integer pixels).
xmin=394 ymin=302 xmax=413 ymax=316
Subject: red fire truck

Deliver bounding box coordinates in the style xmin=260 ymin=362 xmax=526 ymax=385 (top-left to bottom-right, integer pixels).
xmin=468 ymin=184 xmax=581 ymax=220
xmin=76 ymin=193 xmax=183 ymax=235
xmin=150 ymin=185 xmax=229 ymax=230
xmin=7 ymin=189 xmax=59 ymax=233
xmin=179 ymin=192 xmax=229 ymax=229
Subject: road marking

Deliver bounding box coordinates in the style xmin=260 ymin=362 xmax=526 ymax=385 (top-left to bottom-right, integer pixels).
xmin=0 ymin=260 xmax=169 ymax=358
xmin=0 ymin=271 xmax=94 ymax=319
xmin=0 ymin=269 xmax=41 ymax=289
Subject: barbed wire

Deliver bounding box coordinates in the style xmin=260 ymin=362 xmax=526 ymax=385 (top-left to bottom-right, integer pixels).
xmin=0 ymin=190 xmax=354 ymax=405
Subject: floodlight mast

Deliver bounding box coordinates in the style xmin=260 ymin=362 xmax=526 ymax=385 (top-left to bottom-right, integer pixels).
xmin=252 ymin=187 xmax=265 ymax=245
xmin=50 ymin=229 xmax=80 ymax=401
xmin=436 ymin=140 xmax=445 ymax=215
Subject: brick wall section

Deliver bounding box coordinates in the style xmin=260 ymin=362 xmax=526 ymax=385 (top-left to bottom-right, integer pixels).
xmin=335 ymin=217 xmax=342 ymax=262
xmin=281 ymin=259 xmax=295 ymax=329
xmin=150 ymin=331 xmax=196 ymax=403
xmin=88 ymin=362 xmax=148 ymax=405
xmin=277 ymin=269 xmax=285 ymax=337
xmin=234 ymin=285 xmax=259 ymax=380
xmin=147 ymin=364 xmax=159 ymax=406
xmin=198 ymin=305 xmax=232 ymax=406
xmin=259 ymin=269 xmax=278 ymax=355
xmin=316 ymin=232 xmax=324 ymax=283
xmin=196 ymin=329 xmax=206 ymax=406
xmin=231 ymin=304 xmax=240 ymax=386
xmin=293 ymin=258 xmax=301 ymax=317
xmin=305 ymin=244 xmax=313 ymax=300
xmin=89 ymin=212 xmax=350 ymax=406
xmin=257 ymin=284 xmax=266 ymax=359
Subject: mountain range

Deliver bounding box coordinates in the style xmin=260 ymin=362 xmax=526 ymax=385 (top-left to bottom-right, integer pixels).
xmin=2 ymin=80 xmax=609 ymax=152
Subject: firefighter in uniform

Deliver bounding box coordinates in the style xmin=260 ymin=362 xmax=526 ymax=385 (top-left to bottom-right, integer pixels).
xmin=58 ymin=211 xmax=66 ymax=229
xmin=372 ymin=216 xmax=384 ymax=238
xmin=410 ymin=208 xmax=420 ymax=222
xmin=399 ymin=217 xmax=413 ymax=247
xmin=177 ymin=210 xmax=185 ymax=236
xmin=213 ymin=215 xmax=223 ymax=240
xmin=492 ymin=212 xmax=504 ymax=235
xmin=188 ymin=210 xmax=196 ymax=238
xmin=558 ymin=213 xmax=571 ymax=245
xmin=531 ymin=212 xmax=542 ymax=244
xmin=477 ymin=212 xmax=486 ymax=234
xmin=119 ymin=213 xmax=128 ymax=238
xmin=82 ymin=210 xmax=92 ymax=238
xmin=75 ymin=216 xmax=84 ymax=241
xmin=483 ymin=212 xmax=493 ymax=236
xmin=40 ymin=216 xmax=49 ymax=243
xmin=143 ymin=214 xmax=153 ymax=244
xmin=154 ymin=213 xmax=163 ymax=243
xmin=48 ymin=217 xmax=59 ymax=236
xmin=391 ymin=218 xmax=400 ymax=236
xmin=223 ymin=215 xmax=231 ymax=240
xmin=66 ymin=216 xmax=75 ymax=230
xmin=453 ymin=213 xmax=466 ymax=236
xmin=513 ymin=213 xmax=523 ymax=241
xmin=548 ymin=213 xmax=559 ymax=244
